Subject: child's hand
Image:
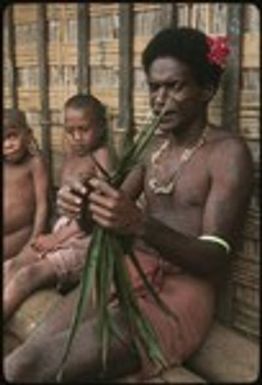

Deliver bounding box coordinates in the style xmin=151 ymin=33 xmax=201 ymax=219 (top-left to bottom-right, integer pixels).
xmin=32 ymin=234 xmax=60 ymax=252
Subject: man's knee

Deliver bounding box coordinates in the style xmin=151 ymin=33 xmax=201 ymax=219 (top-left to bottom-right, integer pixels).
xmin=4 ymin=341 xmax=41 ymax=382
xmin=15 ymin=265 xmax=38 ymax=293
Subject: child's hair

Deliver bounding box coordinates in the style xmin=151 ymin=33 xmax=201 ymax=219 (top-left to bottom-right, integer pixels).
xmin=64 ymin=94 xmax=108 ymax=145
xmin=4 ymin=108 xmax=29 ymax=131
xmin=142 ymin=27 xmax=225 ymax=92
xmin=4 ymin=108 xmax=41 ymax=155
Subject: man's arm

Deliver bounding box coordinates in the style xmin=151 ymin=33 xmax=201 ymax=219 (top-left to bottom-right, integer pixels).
xmin=87 ymin=137 xmax=253 ymax=276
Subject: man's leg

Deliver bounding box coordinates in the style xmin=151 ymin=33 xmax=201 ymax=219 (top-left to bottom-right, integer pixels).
xmin=4 ymin=260 xmax=57 ymax=322
xmin=4 ymin=306 xmax=141 ymax=383
xmin=4 ymin=245 xmax=38 ymax=287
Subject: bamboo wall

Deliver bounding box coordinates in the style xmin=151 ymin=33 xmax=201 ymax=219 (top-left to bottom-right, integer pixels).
xmin=3 ymin=3 xmax=260 ymax=341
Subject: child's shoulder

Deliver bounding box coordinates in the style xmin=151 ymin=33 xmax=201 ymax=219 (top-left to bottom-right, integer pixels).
xmin=91 ymin=145 xmax=111 ymax=173
xmin=92 ymin=145 xmax=109 ymax=156
xmin=92 ymin=145 xmax=110 ymax=163
xmin=29 ymin=152 xmax=48 ymax=173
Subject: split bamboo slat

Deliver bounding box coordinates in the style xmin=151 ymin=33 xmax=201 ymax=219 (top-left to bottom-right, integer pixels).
xmin=3 ymin=3 xmax=260 ymax=341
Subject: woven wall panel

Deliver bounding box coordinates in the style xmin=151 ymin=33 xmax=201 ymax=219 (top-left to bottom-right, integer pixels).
xmin=46 ymin=3 xmax=77 ymax=20
xmin=13 ymin=4 xmax=38 ymax=23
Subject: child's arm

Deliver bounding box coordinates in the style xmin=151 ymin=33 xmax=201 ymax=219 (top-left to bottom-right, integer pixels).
xmin=29 ymin=155 xmax=49 ymax=241
xmin=93 ymin=146 xmax=111 ymax=178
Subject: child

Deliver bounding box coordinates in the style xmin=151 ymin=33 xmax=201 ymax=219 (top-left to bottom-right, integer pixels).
xmin=4 ymin=94 xmax=110 ymax=322
xmin=3 ymin=109 xmax=49 ymax=261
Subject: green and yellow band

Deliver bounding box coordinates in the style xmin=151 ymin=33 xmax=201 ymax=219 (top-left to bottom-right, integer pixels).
xmin=198 ymin=235 xmax=231 ymax=254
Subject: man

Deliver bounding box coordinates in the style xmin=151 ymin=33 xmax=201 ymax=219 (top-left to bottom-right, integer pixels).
xmin=4 ymin=27 xmax=253 ymax=383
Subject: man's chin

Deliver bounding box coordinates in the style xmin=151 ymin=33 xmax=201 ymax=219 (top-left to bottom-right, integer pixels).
xmin=155 ymin=122 xmax=177 ymax=136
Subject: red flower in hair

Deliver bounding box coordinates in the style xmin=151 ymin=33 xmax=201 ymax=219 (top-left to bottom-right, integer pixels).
xmin=206 ymin=36 xmax=230 ymax=69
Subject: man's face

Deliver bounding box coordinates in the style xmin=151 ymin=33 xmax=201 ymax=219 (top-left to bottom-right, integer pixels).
xmin=64 ymin=107 xmax=100 ymax=156
xmin=3 ymin=126 xmax=29 ymax=163
xmin=147 ymin=57 xmax=208 ymax=135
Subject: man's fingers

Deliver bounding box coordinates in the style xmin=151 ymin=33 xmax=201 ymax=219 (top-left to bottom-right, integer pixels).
xmin=89 ymin=202 xmax=115 ymax=220
xmin=88 ymin=190 xmax=117 ymax=210
xmin=92 ymin=214 xmax=114 ymax=229
xmin=57 ymin=185 xmax=83 ymax=206
xmin=69 ymin=180 xmax=87 ymax=196
xmin=56 ymin=197 xmax=81 ymax=216
xmin=88 ymin=178 xmax=119 ymax=199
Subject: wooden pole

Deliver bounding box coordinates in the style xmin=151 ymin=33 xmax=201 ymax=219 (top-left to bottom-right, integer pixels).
xmin=5 ymin=5 xmax=18 ymax=109
xmin=77 ymin=3 xmax=90 ymax=93
xmin=37 ymin=4 xmax=53 ymax=185
xmin=161 ymin=3 xmax=178 ymax=27
xmin=118 ymin=3 xmax=134 ymax=150
xmin=218 ymin=5 xmax=245 ymax=325
xmin=221 ymin=4 xmax=244 ymax=132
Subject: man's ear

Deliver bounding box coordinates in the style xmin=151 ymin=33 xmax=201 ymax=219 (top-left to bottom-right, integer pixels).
xmin=201 ymin=85 xmax=215 ymax=102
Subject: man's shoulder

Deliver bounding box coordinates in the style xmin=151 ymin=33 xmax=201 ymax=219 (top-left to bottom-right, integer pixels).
xmin=207 ymin=126 xmax=253 ymax=174
xmin=207 ymin=126 xmax=251 ymax=156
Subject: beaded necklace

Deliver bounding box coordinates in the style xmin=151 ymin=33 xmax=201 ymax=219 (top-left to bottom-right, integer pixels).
xmin=148 ymin=127 xmax=209 ymax=194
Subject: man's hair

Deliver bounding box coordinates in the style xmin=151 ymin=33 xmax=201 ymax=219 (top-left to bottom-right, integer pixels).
xmin=4 ymin=109 xmax=30 ymax=131
xmin=64 ymin=94 xmax=108 ymax=144
xmin=142 ymin=27 xmax=224 ymax=91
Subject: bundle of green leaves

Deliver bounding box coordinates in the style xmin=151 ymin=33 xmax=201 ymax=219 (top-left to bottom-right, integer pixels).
xmin=56 ymin=101 xmax=178 ymax=382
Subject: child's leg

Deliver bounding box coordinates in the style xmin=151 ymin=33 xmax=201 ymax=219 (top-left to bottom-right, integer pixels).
xmin=4 ymin=245 xmax=39 ymax=287
xmin=4 ymin=259 xmax=57 ymax=322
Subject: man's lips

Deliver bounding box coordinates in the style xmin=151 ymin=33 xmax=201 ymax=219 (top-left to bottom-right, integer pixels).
xmin=154 ymin=110 xmax=177 ymax=117
xmin=157 ymin=111 xmax=178 ymax=122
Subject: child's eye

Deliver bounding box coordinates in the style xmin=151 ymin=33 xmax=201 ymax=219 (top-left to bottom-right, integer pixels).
xmin=64 ymin=126 xmax=91 ymax=134
xmin=80 ymin=125 xmax=90 ymax=132
xmin=5 ymin=133 xmax=18 ymax=140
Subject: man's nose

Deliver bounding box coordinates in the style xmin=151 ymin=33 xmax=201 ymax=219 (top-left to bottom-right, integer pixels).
xmin=155 ymin=86 xmax=168 ymax=106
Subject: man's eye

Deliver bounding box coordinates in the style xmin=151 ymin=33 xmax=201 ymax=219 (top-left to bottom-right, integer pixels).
xmin=172 ymin=82 xmax=185 ymax=91
xmin=65 ymin=127 xmax=72 ymax=133
xmin=149 ymin=83 xmax=159 ymax=92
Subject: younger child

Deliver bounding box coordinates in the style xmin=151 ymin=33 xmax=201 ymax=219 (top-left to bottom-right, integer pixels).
xmin=4 ymin=94 xmax=110 ymax=321
xmin=3 ymin=109 xmax=49 ymax=261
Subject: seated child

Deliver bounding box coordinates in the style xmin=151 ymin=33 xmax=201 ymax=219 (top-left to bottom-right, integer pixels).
xmin=3 ymin=109 xmax=49 ymax=261
xmin=4 ymin=94 xmax=110 ymax=322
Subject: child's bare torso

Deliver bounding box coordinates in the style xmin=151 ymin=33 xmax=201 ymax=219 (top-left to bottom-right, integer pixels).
xmin=60 ymin=154 xmax=96 ymax=185
xmin=60 ymin=146 xmax=108 ymax=186
xmin=4 ymin=157 xmax=36 ymax=259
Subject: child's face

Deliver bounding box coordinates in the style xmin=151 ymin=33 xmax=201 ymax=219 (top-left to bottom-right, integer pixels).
xmin=3 ymin=126 xmax=30 ymax=163
xmin=64 ymin=107 xmax=101 ymax=156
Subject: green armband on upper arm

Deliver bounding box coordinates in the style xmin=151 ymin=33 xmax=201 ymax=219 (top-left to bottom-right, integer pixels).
xmin=198 ymin=235 xmax=231 ymax=254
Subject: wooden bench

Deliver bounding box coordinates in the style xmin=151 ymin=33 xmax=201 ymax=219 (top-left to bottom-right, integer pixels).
xmin=4 ymin=289 xmax=259 ymax=383
xmin=120 ymin=322 xmax=259 ymax=383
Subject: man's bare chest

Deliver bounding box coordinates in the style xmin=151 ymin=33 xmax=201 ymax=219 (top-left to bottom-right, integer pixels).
xmin=145 ymin=151 xmax=211 ymax=209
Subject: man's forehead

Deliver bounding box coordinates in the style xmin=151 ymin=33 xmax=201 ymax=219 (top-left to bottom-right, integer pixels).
xmin=148 ymin=57 xmax=191 ymax=81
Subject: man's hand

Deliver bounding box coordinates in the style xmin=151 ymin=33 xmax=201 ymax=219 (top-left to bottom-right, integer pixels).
xmin=88 ymin=178 xmax=144 ymax=236
xmin=56 ymin=179 xmax=88 ymax=219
